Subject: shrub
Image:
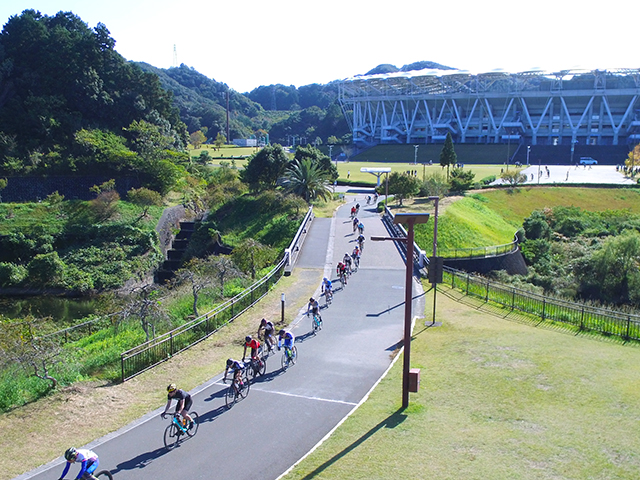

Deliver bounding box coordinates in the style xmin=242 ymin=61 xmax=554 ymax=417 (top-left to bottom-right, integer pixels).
xmin=0 ymin=262 xmax=27 ymax=286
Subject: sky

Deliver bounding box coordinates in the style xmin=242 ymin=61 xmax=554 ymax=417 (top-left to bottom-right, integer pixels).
xmin=1 ymin=0 xmax=637 ymax=93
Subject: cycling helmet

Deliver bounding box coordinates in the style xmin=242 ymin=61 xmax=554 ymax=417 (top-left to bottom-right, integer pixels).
xmin=64 ymin=447 xmax=78 ymax=462
xmin=260 ymin=318 xmax=266 ymax=325
xmin=279 ymin=329 xmax=285 ymax=336
xmin=245 ymin=335 xmax=252 ymax=343
xmin=167 ymin=383 xmax=177 ymax=393
xmin=226 ymin=358 xmax=233 ymax=367
xmin=309 ymin=297 xmax=315 ymax=302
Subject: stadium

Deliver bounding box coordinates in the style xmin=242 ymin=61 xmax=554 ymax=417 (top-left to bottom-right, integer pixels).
xmin=338 ymin=68 xmax=640 ymax=164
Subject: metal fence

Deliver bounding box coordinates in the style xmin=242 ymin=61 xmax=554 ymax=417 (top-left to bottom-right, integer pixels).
xmin=120 ymin=206 xmax=314 ymax=382
xmin=439 ymin=239 xmax=517 ymax=259
xmin=443 ymin=266 xmax=640 ymax=341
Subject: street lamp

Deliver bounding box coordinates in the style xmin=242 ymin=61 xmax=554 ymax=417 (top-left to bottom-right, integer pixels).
xmin=372 ymin=212 xmax=430 ymax=409
xmin=527 ymin=145 xmax=531 ymax=166
xmin=414 ymin=145 xmax=418 ymax=165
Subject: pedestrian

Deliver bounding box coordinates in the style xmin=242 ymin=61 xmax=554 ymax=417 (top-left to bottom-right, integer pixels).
xmin=347 ymin=170 xmax=350 ymax=179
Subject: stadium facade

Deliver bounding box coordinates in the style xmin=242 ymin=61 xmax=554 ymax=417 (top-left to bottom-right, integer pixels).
xmin=338 ymin=69 xmax=640 ymax=155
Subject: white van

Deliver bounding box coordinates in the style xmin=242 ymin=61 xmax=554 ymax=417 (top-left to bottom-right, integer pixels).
xmin=579 ymin=157 xmax=598 ymax=165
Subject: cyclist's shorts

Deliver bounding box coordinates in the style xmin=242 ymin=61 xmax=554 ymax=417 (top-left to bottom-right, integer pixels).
xmin=178 ymin=396 xmax=193 ymax=412
xmin=85 ymin=458 xmax=99 ymax=476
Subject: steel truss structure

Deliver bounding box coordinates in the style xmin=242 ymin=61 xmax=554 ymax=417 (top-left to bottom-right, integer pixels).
xmin=338 ymin=69 xmax=640 ymax=147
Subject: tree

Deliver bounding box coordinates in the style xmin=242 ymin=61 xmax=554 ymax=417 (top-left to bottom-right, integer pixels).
xmin=626 ymin=144 xmax=640 ymax=176
xmin=448 ymin=168 xmax=476 ymax=192
xmin=293 ymin=144 xmax=338 ymax=181
xmin=120 ymin=284 xmax=168 ymax=342
xmin=127 ymin=187 xmax=163 ymax=218
xmin=209 ymin=256 xmax=243 ymax=296
xmin=240 ymin=143 xmax=289 ymax=191
xmin=232 ymin=239 xmax=276 ymax=280
xmin=27 ymin=252 xmax=65 ymax=286
xmin=386 ymin=172 xmax=421 ymax=206
xmin=420 ymin=172 xmax=449 ymax=198
xmin=439 ymin=132 xmax=457 ymax=178
xmin=89 ymin=179 xmax=120 ymax=221
xmin=0 ymin=178 xmax=6 ymax=202
xmin=500 ymin=170 xmax=528 ymax=189
xmin=327 ymin=135 xmax=340 ymax=145
xmin=0 ymin=317 xmax=64 ymax=390
xmin=214 ymin=132 xmax=226 ymax=149
xmin=189 ymin=130 xmax=207 ymax=149
xmin=282 ymin=158 xmax=332 ymax=202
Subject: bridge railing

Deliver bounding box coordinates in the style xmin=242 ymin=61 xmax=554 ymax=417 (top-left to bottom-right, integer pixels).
xmin=443 ymin=266 xmax=640 ymax=341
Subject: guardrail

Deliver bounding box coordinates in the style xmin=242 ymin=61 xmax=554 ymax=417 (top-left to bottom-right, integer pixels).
xmin=439 ymin=239 xmax=517 ymax=259
xmin=443 ymin=266 xmax=640 ymax=341
xmin=120 ymin=206 xmax=314 ymax=382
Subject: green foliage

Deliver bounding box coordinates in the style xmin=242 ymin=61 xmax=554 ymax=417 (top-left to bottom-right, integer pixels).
xmin=240 ymin=144 xmax=289 ymax=191
xmin=385 ymin=172 xmax=421 ymax=206
xmin=282 ymin=158 xmax=332 ymax=202
xmin=500 ymin=169 xmax=528 ymax=188
xmin=0 ymin=11 xmax=186 ymax=169
xmin=0 ymin=262 xmax=28 ymax=286
xmin=419 ymin=172 xmax=449 ymax=197
xmin=127 ymin=187 xmax=163 ymax=217
xmin=439 ymin=132 xmax=457 ymax=176
xmin=27 ymin=252 xmax=66 ymax=286
xmin=448 ymin=167 xmax=475 ymax=192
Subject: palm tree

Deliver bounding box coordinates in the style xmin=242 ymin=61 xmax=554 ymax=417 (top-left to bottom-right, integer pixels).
xmin=282 ymin=158 xmax=332 ymax=202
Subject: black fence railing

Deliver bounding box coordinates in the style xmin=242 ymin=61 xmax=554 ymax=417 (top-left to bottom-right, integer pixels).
xmin=121 ymin=258 xmax=287 ymax=381
xmin=443 ymin=266 xmax=640 ymax=341
xmin=120 ymin=206 xmax=314 ymax=382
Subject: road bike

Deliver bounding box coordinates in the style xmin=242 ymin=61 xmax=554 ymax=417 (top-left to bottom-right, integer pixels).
xmin=163 ymin=411 xmax=200 ymax=450
xmin=224 ymin=371 xmax=250 ymax=408
xmin=324 ymin=289 xmax=333 ymax=306
xmin=352 ymin=255 xmax=360 ymax=271
xmin=311 ymin=312 xmax=323 ymax=335
xmin=258 ymin=331 xmax=276 ymax=355
xmin=244 ymin=354 xmax=267 ymax=383
xmin=339 ymin=272 xmax=347 ymax=289
xmin=60 ymin=469 xmax=113 ymax=479
xmin=281 ymin=345 xmax=298 ymax=370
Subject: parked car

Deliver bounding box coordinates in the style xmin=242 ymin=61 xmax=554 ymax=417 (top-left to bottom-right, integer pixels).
xmin=579 ymin=157 xmax=598 ymax=165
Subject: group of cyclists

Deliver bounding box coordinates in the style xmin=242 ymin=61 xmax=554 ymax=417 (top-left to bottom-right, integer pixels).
xmin=59 ymin=198 xmax=371 ymax=480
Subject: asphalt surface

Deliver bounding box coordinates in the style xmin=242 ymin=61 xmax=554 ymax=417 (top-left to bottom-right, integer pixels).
xmin=20 ymin=196 xmax=424 ymax=480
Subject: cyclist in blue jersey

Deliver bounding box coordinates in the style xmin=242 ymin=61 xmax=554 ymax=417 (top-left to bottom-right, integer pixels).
xmin=278 ymin=329 xmax=296 ymax=355
xmin=322 ymin=277 xmax=333 ymax=300
xmin=59 ymin=447 xmax=99 ymax=480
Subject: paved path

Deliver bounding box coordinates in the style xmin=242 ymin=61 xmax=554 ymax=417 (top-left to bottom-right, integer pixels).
xmin=20 ymin=200 xmax=424 ymax=480
xmin=494 ymin=164 xmax=635 ymax=185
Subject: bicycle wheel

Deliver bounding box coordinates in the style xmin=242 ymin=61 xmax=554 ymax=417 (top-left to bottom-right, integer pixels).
xmin=186 ymin=411 xmax=199 ymax=437
xmin=95 ymin=470 xmax=114 ymax=480
xmin=257 ymin=357 xmax=266 ymax=376
xmin=281 ymin=350 xmax=289 ymax=370
xmin=290 ymin=346 xmax=298 ymax=365
xmin=237 ymin=379 xmax=250 ymax=400
xmin=246 ymin=362 xmax=257 ymax=383
xmin=225 ymin=385 xmax=237 ymax=409
xmin=163 ymin=422 xmax=180 ymax=450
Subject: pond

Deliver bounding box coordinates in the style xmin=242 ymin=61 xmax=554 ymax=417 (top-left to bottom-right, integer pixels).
xmin=0 ymin=295 xmax=103 ymax=323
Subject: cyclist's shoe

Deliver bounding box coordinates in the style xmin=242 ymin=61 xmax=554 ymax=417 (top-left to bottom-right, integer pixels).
xmin=188 ymin=420 xmax=195 ymax=430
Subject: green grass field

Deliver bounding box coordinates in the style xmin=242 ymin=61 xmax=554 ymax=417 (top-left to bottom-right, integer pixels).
xmin=284 ymin=284 xmax=640 ymax=480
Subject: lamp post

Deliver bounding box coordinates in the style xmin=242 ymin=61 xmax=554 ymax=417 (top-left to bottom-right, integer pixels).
xmin=372 ymin=212 xmax=430 ymax=409
xmin=414 ymin=145 xmax=418 ymax=165
xmin=527 ymin=145 xmax=531 ymax=166
xmin=427 ymin=196 xmax=439 ymax=325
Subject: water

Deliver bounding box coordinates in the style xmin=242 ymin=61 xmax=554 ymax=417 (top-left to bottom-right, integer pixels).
xmin=0 ymin=295 xmax=101 ymax=322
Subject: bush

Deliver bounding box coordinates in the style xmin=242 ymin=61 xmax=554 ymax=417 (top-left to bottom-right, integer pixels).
xmin=0 ymin=262 xmax=27 ymax=286
xmin=27 ymin=252 xmax=66 ymax=286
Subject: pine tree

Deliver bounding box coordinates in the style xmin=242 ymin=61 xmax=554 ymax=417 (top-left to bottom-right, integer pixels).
xmin=439 ymin=132 xmax=457 ymax=178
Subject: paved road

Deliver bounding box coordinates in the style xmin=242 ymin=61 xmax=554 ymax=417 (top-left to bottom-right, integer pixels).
xmin=20 ymin=198 xmax=423 ymax=480
xmin=493 ymin=164 xmax=635 ymax=185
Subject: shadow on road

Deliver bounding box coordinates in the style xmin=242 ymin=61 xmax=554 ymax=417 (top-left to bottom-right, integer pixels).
xmin=365 ymin=292 xmax=425 ymax=317
xmin=110 ymin=446 xmax=169 ymax=474
xmin=296 ymin=409 xmax=407 ymax=479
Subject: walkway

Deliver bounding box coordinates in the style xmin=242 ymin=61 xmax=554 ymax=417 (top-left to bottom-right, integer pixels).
xmin=19 ymin=198 xmax=424 ymax=480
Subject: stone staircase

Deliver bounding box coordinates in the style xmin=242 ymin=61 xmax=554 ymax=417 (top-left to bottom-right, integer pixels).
xmin=155 ymin=221 xmax=196 ymax=284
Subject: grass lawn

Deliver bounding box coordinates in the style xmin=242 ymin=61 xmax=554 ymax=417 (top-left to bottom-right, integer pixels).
xmin=284 ymin=283 xmax=640 ymax=480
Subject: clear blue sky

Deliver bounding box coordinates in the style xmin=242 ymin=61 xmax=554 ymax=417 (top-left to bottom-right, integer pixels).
xmin=1 ymin=0 xmax=635 ymax=93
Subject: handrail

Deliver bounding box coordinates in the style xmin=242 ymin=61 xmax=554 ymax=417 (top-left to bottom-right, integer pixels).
xmin=120 ymin=206 xmax=314 ymax=382
xmin=443 ymin=266 xmax=640 ymax=342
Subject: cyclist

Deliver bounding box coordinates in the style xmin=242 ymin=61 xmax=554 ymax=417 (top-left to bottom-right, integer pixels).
xmin=257 ymin=318 xmax=275 ymax=352
xmin=343 ymin=253 xmax=353 ymax=273
xmin=161 ymin=384 xmax=194 ymax=428
xmin=322 ymin=277 xmax=333 ymax=301
xmin=223 ymin=358 xmax=246 ymax=388
xmin=352 ymin=216 xmax=359 ymax=232
xmin=59 ymin=447 xmax=99 ymax=480
xmin=278 ymin=329 xmax=296 ymax=359
xmin=357 ymin=233 xmax=365 ymax=251
xmin=243 ymin=335 xmax=261 ymax=361
xmin=350 ymin=206 xmax=356 ymax=218
xmin=307 ymin=297 xmax=321 ymax=318
xmin=337 ymin=262 xmax=348 ymax=285
xmin=358 ymin=222 xmax=365 ymax=234
xmin=355 ymin=203 xmax=360 ymax=214
xmin=352 ymin=246 xmax=361 ymax=268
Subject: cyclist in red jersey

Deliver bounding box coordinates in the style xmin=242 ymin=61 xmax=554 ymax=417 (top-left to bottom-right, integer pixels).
xmin=243 ymin=335 xmax=261 ymax=360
